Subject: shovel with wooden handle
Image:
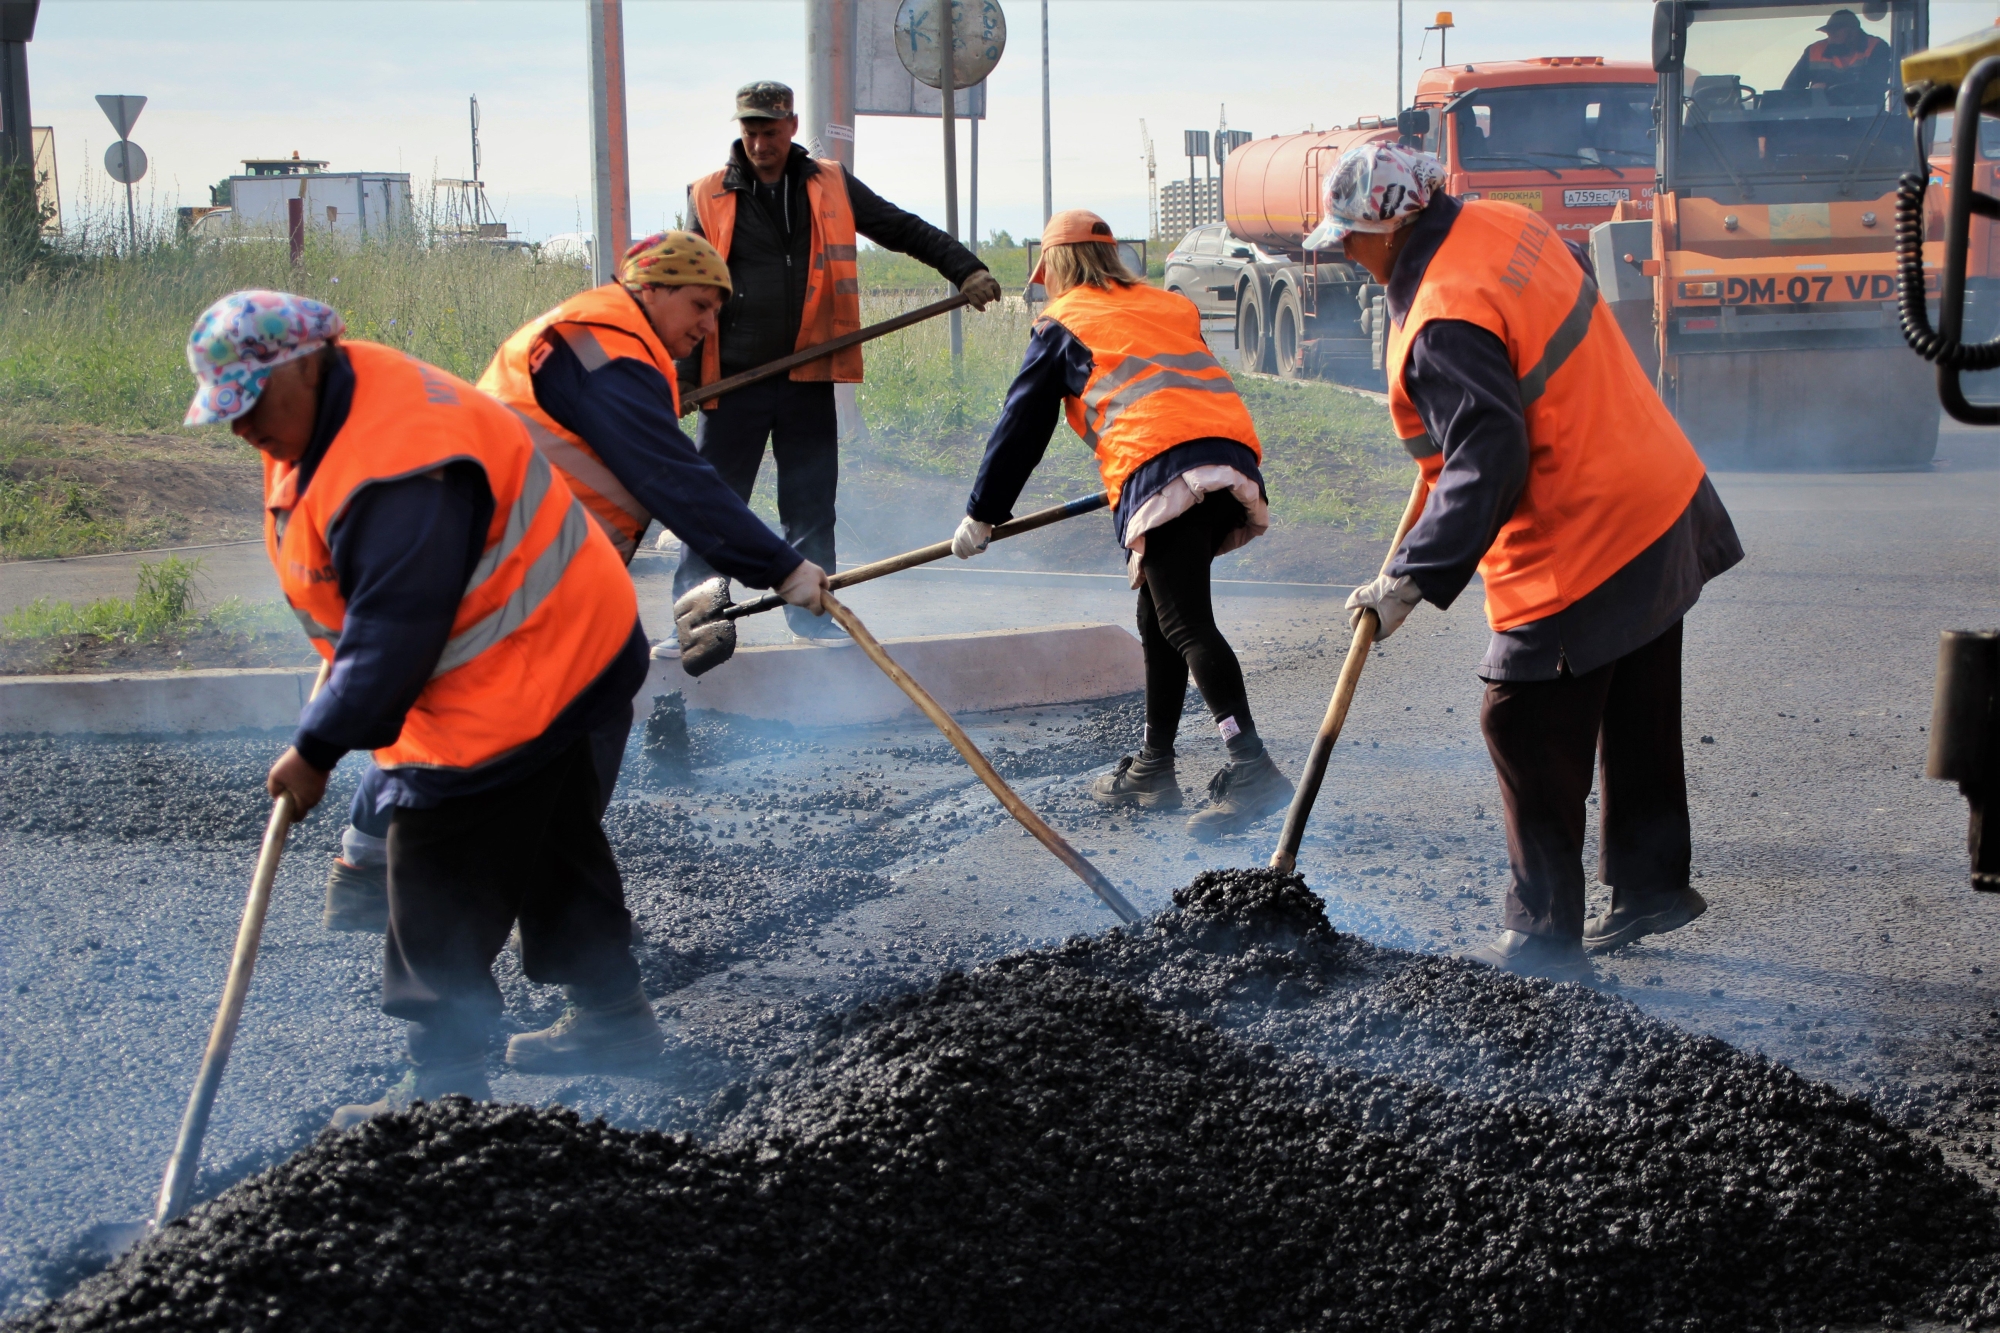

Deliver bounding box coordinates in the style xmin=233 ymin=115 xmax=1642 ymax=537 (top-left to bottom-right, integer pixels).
xmin=1269 ymin=474 xmax=1430 ymax=875
xmin=684 ymin=291 xmax=973 ymax=409
xmin=84 ymin=658 xmax=332 ymax=1259
xmin=821 ymin=590 xmax=1144 ymax=925
xmin=676 ymin=492 xmax=1110 ymax=677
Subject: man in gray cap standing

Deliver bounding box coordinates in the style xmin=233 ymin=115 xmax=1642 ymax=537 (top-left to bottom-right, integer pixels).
xmin=680 ymin=80 xmax=1002 ymax=642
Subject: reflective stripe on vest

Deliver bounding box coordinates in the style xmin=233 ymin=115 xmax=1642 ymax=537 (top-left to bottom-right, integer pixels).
xmin=691 ymin=159 xmax=863 ymax=397
xmin=477 ymin=284 xmax=676 ymax=562
xmin=1385 ymin=199 xmax=1707 ymax=632
xmin=1802 ymin=34 xmax=1886 ymax=76
xmin=264 ymin=340 xmax=637 ymax=771
xmin=1040 ymin=283 xmax=1262 ymax=508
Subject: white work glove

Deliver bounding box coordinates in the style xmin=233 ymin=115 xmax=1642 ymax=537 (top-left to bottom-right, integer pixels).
xmin=777 ymin=560 xmax=830 ymax=616
xmin=1345 ymin=573 xmax=1424 ymax=642
xmin=951 ymin=516 xmax=993 ymax=560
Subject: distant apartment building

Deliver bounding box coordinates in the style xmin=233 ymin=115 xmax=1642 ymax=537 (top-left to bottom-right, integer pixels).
xmin=1161 ymin=177 xmax=1223 ymax=241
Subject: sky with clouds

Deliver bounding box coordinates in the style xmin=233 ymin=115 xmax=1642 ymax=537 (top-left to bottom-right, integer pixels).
xmin=23 ymin=0 xmax=2000 ymax=246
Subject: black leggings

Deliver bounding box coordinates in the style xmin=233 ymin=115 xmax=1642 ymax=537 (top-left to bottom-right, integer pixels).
xmin=1135 ymin=493 xmax=1254 ymax=753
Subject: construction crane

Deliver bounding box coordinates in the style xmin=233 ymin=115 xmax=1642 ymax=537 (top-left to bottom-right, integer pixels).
xmin=1139 ymin=118 xmax=1158 ymax=245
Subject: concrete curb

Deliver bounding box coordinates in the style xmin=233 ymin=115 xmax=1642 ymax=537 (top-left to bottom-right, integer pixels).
xmin=0 ymin=624 xmax=1143 ymax=736
xmin=649 ymin=622 xmax=1143 ymax=727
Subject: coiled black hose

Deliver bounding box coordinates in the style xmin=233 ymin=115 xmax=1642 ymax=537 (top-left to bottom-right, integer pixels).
xmin=1897 ymin=85 xmax=2000 ymax=368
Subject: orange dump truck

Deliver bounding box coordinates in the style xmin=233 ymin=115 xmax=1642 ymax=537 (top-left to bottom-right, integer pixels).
xmin=1595 ymin=0 xmax=1941 ymax=467
xmin=1223 ymin=57 xmax=1658 ymax=386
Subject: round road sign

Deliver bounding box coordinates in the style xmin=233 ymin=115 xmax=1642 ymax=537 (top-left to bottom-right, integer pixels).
xmin=894 ymin=0 xmax=1006 ymax=91
xmin=104 ymin=140 xmax=147 ymax=186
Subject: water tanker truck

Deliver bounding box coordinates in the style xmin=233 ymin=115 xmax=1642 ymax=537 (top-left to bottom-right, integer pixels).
xmin=1222 ymin=57 xmax=1659 ymax=388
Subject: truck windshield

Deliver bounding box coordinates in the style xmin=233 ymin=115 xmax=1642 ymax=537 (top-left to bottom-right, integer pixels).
xmin=1452 ymin=83 xmax=1658 ymax=173
xmin=1672 ymin=2 xmax=1914 ymax=192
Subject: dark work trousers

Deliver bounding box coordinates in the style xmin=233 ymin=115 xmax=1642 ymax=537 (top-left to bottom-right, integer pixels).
xmin=673 ymin=378 xmax=838 ymax=635
xmin=1135 ymin=493 xmax=1255 ymax=752
xmin=381 ymin=719 xmax=640 ymax=1065
xmin=1480 ymin=619 xmax=1692 ymax=940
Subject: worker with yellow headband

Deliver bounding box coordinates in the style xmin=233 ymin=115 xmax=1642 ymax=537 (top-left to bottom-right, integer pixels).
xmin=318 ymin=234 xmax=827 ymax=1093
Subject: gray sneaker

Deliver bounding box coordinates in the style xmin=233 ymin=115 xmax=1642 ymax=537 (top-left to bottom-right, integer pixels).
xmin=1089 ymin=755 xmax=1183 ymax=810
xmin=329 ymin=1058 xmax=490 ymax=1131
xmin=322 ymin=858 xmax=388 ymax=934
xmin=1184 ymin=752 xmax=1294 ymax=842
xmin=1460 ymin=930 xmax=1592 ymax=983
xmin=1583 ymin=886 xmax=1707 ymax=953
xmin=506 ymin=985 xmax=665 ymax=1075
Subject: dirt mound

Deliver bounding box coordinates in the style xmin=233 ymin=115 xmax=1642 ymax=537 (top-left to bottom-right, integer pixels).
xmin=17 ymin=872 xmax=2000 ymax=1332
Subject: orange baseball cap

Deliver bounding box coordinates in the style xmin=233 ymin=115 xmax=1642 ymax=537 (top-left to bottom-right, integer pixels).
xmin=1031 ymin=208 xmax=1117 ymax=283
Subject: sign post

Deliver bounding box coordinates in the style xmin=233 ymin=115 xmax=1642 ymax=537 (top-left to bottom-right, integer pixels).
xmin=895 ymin=0 xmax=1005 ymax=368
xmin=95 ymin=94 xmax=145 ymax=253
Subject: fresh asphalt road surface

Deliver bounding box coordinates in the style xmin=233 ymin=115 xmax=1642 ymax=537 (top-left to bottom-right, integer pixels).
xmin=0 ymin=420 xmax=1994 ymax=1326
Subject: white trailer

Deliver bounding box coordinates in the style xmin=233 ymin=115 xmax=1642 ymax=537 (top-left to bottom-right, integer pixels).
xmin=208 ymin=160 xmax=411 ymax=241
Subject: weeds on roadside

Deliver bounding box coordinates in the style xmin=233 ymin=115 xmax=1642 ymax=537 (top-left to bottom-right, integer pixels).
xmin=0 ymin=235 xmax=590 ymax=430
xmin=0 ymin=473 xmax=157 ymax=559
xmin=0 ymin=552 xmax=258 ymax=640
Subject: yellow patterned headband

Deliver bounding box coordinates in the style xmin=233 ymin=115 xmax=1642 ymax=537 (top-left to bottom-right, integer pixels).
xmin=620 ymin=230 xmax=732 ymax=293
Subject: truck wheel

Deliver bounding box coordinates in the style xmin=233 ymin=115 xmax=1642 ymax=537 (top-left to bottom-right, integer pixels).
xmin=1235 ymin=286 xmax=1271 ymax=375
xmin=1272 ymin=286 xmax=1305 ymax=379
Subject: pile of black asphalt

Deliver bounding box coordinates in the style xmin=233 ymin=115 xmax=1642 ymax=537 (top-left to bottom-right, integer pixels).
xmin=16 ymin=870 xmax=2000 ymax=1333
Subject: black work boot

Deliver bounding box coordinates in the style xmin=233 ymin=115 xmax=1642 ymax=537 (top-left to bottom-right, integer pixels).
xmin=322 ymin=857 xmax=388 ymax=933
xmin=506 ymin=985 xmax=665 ymax=1075
xmin=1583 ymin=885 xmax=1707 ymax=953
xmin=1460 ymin=930 xmax=1592 ymax=983
xmin=329 ymin=1056 xmax=490 ymax=1130
xmin=1185 ymin=752 xmax=1294 ymax=841
xmin=1089 ymin=753 xmax=1184 ymax=810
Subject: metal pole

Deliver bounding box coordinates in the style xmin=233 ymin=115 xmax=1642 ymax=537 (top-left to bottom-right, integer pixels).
xmin=586 ymin=0 xmax=631 ymax=286
xmin=123 ymin=178 xmax=134 ymax=253
xmin=1040 ymin=0 xmax=1051 ymax=224
xmin=970 ymin=113 xmax=978 ymax=256
xmin=805 ymin=0 xmax=857 ymax=169
xmin=940 ymin=0 xmax=961 ymax=366
xmin=1397 ymin=1 xmax=1404 ymax=111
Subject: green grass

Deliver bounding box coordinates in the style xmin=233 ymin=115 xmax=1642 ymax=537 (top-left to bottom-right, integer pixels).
xmin=1 ymin=553 xmax=294 ymax=645
xmin=0 ymin=472 xmax=140 ymax=559
xmin=849 ymin=292 xmax=1411 ymax=536
xmin=0 ymin=236 xmax=592 ymax=431
xmin=858 ymin=242 xmax=1031 ymax=291
xmin=0 ymin=236 xmax=1408 ymax=549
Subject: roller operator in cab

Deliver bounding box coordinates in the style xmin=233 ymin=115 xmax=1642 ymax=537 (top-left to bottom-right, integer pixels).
xmin=1784 ymin=8 xmax=1896 ymax=98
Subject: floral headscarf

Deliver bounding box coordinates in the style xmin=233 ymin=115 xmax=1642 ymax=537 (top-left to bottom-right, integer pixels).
xmin=1301 ymin=143 xmax=1448 ymax=251
xmin=184 ymin=290 xmax=345 ymax=426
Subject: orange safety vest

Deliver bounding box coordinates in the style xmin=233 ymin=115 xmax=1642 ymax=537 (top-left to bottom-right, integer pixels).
xmin=690 ymin=159 xmax=862 ymax=401
xmin=264 ymin=340 xmax=638 ymax=772
xmin=478 ymin=283 xmax=675 ymax=563
xmin=1800 ymin=33 xmax=1887 ymax=81
xmin=1039 ymin=282 xmax=1262 ymax=510
xmin=1386 ymin=199 xmax=1707 ymax=632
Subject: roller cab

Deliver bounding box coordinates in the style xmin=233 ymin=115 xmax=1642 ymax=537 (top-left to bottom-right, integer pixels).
xmin=1631 ymin=0 xmax=1943 ymax=468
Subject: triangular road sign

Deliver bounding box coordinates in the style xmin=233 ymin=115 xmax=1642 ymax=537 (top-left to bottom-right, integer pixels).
xmin=95 ymin=95 xmax=146 ymax=141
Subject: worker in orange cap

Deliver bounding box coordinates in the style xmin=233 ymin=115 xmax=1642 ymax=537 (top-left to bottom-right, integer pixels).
xmin=1319 ymin=142 xmax=1741 ymax=982
xmin=319 ymin=231 xmax=829 ymax=942
xmin=952 ymin=209 xmax=1292 ymax=842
